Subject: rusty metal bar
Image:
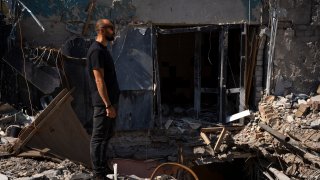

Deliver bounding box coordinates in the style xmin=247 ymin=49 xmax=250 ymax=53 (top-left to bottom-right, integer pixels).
xmin=258 ymin=123 xmax=290 ymax=142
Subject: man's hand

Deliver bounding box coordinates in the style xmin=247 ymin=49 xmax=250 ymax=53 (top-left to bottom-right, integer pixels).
xmin=106 ymin=106 xmax=116 ymax=118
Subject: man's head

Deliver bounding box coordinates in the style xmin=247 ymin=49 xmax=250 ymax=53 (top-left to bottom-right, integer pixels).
xmin=95 ymin=19 xmax=115 ymax=41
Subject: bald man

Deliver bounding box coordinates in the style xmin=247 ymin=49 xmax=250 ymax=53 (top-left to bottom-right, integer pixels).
xmin=86 ymin=19 xmax=120 ymax=179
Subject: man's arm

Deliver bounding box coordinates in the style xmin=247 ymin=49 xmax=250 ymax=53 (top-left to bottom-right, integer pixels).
xmin=92 ymin=68 xmax=111 ymax=107
xmin=93 ymin=68 xmax=116 ymax=118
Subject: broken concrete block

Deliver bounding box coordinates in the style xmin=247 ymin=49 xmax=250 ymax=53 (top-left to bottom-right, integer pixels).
xmin=283 ymin=102 xmax=291 ymax=109
xmin=298 ymin=99 xmax=307 ymax=105
xmin=286 ymin=115 xmax=294 ymax=123
xmin=255 ymin=132 xmax=264 ymax=139
xmin=264 ymin=95 xmax=275 ymax=104
xmin=0 ymin=174 xmax=8 ymax=180
xmin=40 ymin=169 xmax=62 ymax=179
xmin=69 ymin=172 xmax=91 ymax=180
xmin=295 ymin=104 xmax=310 ymax=117
xmin=259 ymin=105 xmax=272 ymax=117
xmin=311 ymin=95 xmax=320 ymax=102
xmin=317 ymin=84 xmax=320 ymax=94
xmin=259 ymin=105 xmax=278 ymax=124
xmin=310 ymin=119 xmax=320 ymax=127
xmin=311 ymin=101 xmax=320 ymax=111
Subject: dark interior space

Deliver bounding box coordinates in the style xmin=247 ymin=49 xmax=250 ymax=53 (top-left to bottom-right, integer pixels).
xmin=158 ymin=32 xmax=195 ymax=108
xmin=157 ymin=26 xmax=242 ymax=121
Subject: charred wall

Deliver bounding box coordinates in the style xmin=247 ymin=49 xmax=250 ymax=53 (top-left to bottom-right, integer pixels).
xmin=272 ymin=0 xmax=320 ymax=95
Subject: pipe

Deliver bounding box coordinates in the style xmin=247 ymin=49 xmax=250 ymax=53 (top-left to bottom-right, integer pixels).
xmin=268 ymin=167 xmax=290 ymax=180
xmin=258 ymin=123 xmax=290 ymax=142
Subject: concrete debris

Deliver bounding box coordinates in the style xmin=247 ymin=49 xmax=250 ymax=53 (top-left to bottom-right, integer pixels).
xmin=295 ymin=104 xmax=310 ymax=117
xmin=0 ymin=103 xmax=33 ymax=137
xmin=0 ymin=173 xmax=8 ymax=180
xmin=232 ymin=94 xmax=320 ymax=179
xmin=0 ymin=157 xmax=90 ymax=180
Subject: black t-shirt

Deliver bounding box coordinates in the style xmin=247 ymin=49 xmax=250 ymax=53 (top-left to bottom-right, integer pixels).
xmin=86 ymin=41 xmax=120 ymax=106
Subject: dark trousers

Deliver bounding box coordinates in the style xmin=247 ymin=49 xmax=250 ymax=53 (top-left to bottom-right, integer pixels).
xmin=90 ymin=106 xmax=115 ymax=176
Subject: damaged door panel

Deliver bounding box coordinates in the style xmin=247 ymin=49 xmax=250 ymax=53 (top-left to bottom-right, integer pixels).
xmin=112 ymin=25 xmax=154 ymax=130
xmin=11 ymin=89 xmax=91 ymax=167
xmin=112 ymin=25 xmax=153 ymax=91
xmin=116 ymin=91 xmax=153 ymax=130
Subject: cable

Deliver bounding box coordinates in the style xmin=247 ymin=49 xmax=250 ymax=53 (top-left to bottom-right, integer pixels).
xmin=54 ymin=49 xmax=64 ymax=86
xmin=18 ymin=21 xmax=34 ymax=116
xmin=207 ymin=31 xmax=213 ymax=65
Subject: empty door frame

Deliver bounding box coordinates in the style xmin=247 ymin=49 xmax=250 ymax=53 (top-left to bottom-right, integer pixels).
xmin=154 ymin=24 xmax=246 ymax=124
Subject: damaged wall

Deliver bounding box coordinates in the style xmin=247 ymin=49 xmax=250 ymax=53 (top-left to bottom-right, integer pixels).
xmin=18 ymin=0 xmax=262 ymax=46
xmin=2 ymin=0 xmax=263 ymax=130
xmin=272 ymin=0 xmax=320 ymax=95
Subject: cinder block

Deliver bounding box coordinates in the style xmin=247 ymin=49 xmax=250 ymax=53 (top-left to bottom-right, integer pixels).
xmin=295 ymin=104 xmax=310 ymax=117
xmin=311 ymin=101 xmax=320 ymax=111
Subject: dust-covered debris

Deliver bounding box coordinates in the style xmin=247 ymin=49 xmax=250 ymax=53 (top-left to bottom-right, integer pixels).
xmin=233 ymin=94 xmax=320 ymax=179
xmin=0 ymin=157 xmax=91 ymax=179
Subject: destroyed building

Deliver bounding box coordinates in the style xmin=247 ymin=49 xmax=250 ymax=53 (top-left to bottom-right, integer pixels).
xmin=0 ymin=0 xmax=320 ymax=179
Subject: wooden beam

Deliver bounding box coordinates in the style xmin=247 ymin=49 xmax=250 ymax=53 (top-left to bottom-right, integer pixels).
xmin=213 ymin=127 xmax=227 ymax=152
xmin=200 ymin=132 xmax=211 ymax=145
xmin=201 ymin=127 xmax=223 ymax=133
xmin=201 ymin=126 xmax=243 ymax=133
xmin=226 ymin=110 xmax=251 ymax=123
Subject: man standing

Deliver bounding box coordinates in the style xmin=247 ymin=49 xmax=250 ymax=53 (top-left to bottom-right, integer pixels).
xmin=86 ymin=19 xmax=120 ymax=180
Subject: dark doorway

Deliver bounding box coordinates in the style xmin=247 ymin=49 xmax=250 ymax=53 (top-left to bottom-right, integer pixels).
xmin=156 ymin=25 xmax=243 ymax=122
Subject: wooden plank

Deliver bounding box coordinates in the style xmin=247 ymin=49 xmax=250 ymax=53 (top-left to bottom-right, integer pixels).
xmin=200 ymin=132 xmax=211 ymax=145
xmin=213 ymin=128 xmax=227 ymax=152
xmin=201 ymin=127 xmax=223 ymax=133
xmin=226 ymin=110 xmax=251 ymax=123
xmin=201 ymin=126 xmax=243 ymax=133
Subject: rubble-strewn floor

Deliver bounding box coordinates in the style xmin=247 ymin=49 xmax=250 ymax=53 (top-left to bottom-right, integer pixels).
xmin=2 ymin=93 xmax=320 ymax=179
xmin=0 ymin=157 xmax=91 ymax=179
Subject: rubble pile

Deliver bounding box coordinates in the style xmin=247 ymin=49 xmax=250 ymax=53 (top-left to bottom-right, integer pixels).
xmin=0 ymin=157 xmax=91 ymax=180
xmin=233 ymin=94 xmax=320 ymax=179
xmin=0 ymin=103 xmax=35 ymax=154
